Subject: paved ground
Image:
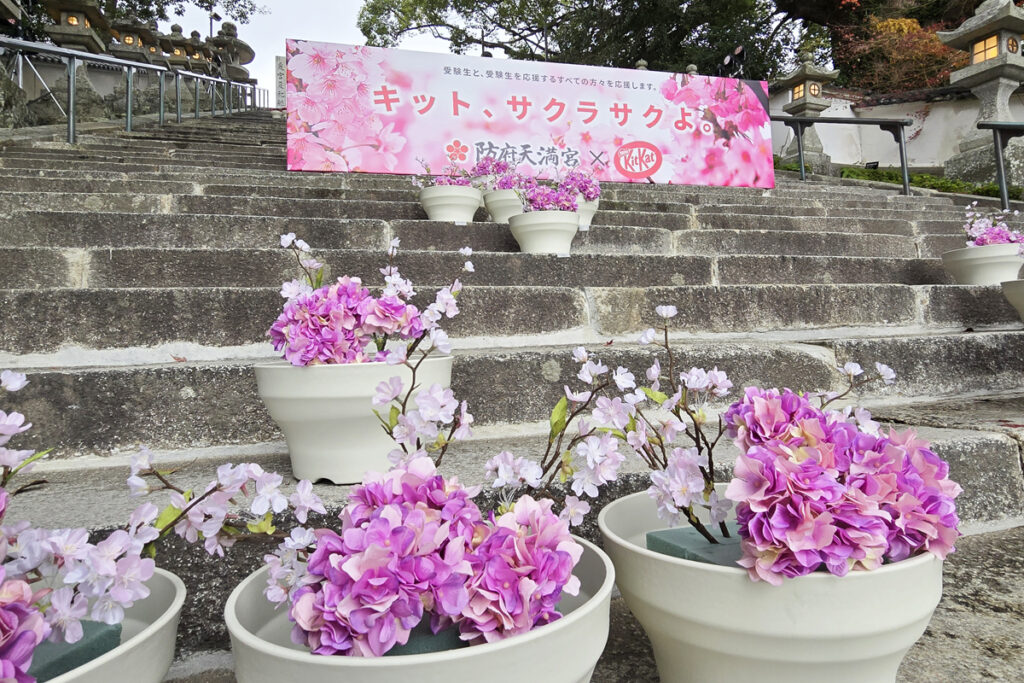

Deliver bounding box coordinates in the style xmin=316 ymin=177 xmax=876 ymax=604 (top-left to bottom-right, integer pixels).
xmin=167 ymin=524 xmax=1023 ymax=682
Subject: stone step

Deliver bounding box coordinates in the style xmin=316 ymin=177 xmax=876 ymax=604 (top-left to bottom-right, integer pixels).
xmin=3 ymin=331 xmax=1022 ymax=458
xmin=696 ymin=212 xmax=915 ymax=235
xmin=0 ymin=247 xmax=954 ymax=289
xmin=3 ymin=283 xmax=1017 ymax=355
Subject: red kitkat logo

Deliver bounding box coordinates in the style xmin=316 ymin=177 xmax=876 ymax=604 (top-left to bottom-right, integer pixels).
xmin=614 ymin=141 xmax=663 ymax=179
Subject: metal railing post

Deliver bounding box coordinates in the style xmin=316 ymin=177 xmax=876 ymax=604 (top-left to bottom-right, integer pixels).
xmin=125 ymin=65 xmax=134 ymax=132
xmin=992 ymin=129 xmax=1011 ymax=211
xmin=896 ymin=125 xmax=910 ymax=196
xmin=158 ymin=72 xmax=165 ymax=126
xmin=175 ymin=72 xmax=182 ymax=123
xmin=194 ymin=76 xmax=200 ymax=119
xmin=66 ymin=55 xmax=77 ymax=144
xmin=795 ymin=124 xmax=806 ymax=181
xmin=225 ymin=80 xmax=231 ymax=115
xmin=210 ymin=82 xmax=215 ymax=116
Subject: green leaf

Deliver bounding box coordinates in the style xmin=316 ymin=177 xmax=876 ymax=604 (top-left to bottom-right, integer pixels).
xmin=548 ymin=396 xmax=568 ymax=442
xmin=641 ymin=387 xmax=668 ymax=404
xmin=11 ymin=448 xmax=51 ymax=475
xmin=389 ymin=405 xmax=401 ymax=429
xmin=154 ymin=502 xmax=183 ymax=531
xmin=247 ymin=512 xmax=277 ymax=535
xmin=144 ymin=542 xmax=157 ymax=560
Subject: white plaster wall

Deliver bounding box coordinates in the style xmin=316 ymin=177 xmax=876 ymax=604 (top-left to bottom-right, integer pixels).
xmin=769 ymin=88 xmax=1024 ymax=170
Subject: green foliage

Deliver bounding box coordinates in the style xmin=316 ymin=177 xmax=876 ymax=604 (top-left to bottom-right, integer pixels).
xmin=839 ymin=167 xmax=1024 ymax=201
xmin=359 ymin=0 xmax=802 ymax=79
xmin=548 ymin=396 xmax=568 ymax=443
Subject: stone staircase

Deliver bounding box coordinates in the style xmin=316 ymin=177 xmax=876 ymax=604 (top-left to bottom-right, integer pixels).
xmin=1 ymin=112 xmax=1022 ymax=680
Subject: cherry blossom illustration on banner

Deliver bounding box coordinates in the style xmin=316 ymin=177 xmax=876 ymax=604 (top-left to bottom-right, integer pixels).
xmin=285 ymin=40 xmax=775 ymax=188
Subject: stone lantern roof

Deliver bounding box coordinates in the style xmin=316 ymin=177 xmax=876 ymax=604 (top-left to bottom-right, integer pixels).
xmin=937 ymin=0 xmax=1024 ymax=51
xmin=159 ymin=23 xmax=195 ymax=70
xmin=773 ymin=53 xmax=839 ymax=91
xmin=210 ymin=21 xmax=255 ymax=82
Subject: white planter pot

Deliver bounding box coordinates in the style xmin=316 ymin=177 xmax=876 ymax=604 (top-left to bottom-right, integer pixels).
xmin=254 ymin=355 xmax=453 ymax=484
xmin=1002 ymin=279 xmax=1024 ymax=320
xmin=577 ymin=198 xmax=599 ymax=232
xmin=598 ymin=492 xmax=943 ymax=683
xmin=224 ymin=537 xmax=614 ymax=683
xmin=508 ymin=211 xmax=579 ymax=255
xmin=941 ymin=244 xmax=1023 ymax=285
xmin=419 ymin=185 xmax=482 ymax=223
xmin=483 ymin=189 xmax=524 ymax=223
xmin=49 ymin=568 xmax=186 ymax=683
xmin=471 ymin=174 xmax=495 ymax=206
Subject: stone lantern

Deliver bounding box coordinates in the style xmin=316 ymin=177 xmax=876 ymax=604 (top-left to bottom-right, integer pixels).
xmin=939 ymin=0 xmax=1024 ymax=182
xmin=772 ymin=52 xmax=839 ymax=175
xmin=40 ymin=0 xmax=110 ymax=54
xmin=210 ymin=21 xmax=255 ymax=82
xmin=141 ymin=21 xmax=170 ymax=68
xmin=0 ymin=0 xmax=22 ymax=23
xmin=109 ymin=17 xmax=155 ymax=63
xmin=159 ymin=24 xmax=195 ymax=71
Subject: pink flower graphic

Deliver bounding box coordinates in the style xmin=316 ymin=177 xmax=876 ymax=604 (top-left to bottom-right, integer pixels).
xmin=446 ymin=139 xmax=469 ymax=162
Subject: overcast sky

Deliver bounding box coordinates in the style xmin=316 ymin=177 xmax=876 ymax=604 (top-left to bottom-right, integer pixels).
xmin=158 ymin=1 xmax=452 ymax=101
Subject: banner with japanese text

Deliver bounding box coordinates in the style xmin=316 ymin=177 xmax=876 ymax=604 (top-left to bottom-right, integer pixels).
xmin=286 ymin=40 xmax=774 ymax=188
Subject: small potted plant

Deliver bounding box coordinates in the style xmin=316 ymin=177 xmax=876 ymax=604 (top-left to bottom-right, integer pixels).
xmin=0 ymin=371 xmax=187 ymax=683
xmin=415 ymin=162 xmax=482 ymax=223
xmin=558 ymin=167 xmax=601 ymax=231
xmin=941 ymin=201 xmax=1024 ymax=285
xmin=255 ymin=235 xmax=468 ymax=484
xmin=483 ymin=170 xmax=535 ymax=223
xmin=507 ymin=184 xmax=580 ymax=255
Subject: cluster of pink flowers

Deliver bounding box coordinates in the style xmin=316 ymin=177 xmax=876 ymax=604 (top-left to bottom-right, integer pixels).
xmin=723 ymin=386 xmax=962 ymax=584
xmin=283 ymin=458 xmax=581 ymax=656
xmin=469 ymin=156 xmax=511 ymax=178
xmin=432 ymin=174 xmax=474 ymax=187
xmin=269 ymin=237 xmax=464 ymax=367
xmin=494 ymin=171 xmax=537 ymax=191
xmin=521 ymin=185 xmax=579 ymax=212
xmin=0 ymin=565 xmax=48 ymax=682
xmin=558 ymin=168 xmax=601 ymax=202
xmin=963 ymin=201 xmax=1024 ymax=254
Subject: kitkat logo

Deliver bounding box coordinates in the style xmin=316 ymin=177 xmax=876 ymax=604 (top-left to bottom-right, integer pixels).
xmin=614 ymin=141 xmax=663 ymax=179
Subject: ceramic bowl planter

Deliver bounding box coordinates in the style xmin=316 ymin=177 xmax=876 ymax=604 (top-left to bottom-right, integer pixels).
xmin=941 ymin=244 xmax=1023 ymax=285
xmin=254 ymin=355 xmax=453 ymax=484
xmin=508 ymin=210 xmax=579 ymax=255
xmin=224 ymin=537 xmax=615 ymax=683
xmin=483 ymin=189 xmax=524 ymax=223
xmin=419 ymin=185 xmax=482 ymax=223
xmin=1002 ymin=279 xmax=1024 ymax=320
xmin=598 ymin=492 xmax=942 ymax=683
xmin=577 ymin=198 xmax=599 ymax=232
xmin=45 ymin=568 xmax=186 ymax=683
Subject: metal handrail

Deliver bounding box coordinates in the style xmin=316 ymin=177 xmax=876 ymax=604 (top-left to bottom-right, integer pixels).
xmin=977 ymin=121 xmax=1024 ymax=211
xmin=0 ymin=36 xmax=267 ymax=143
xmin=771 ymin=115 xmax=914 ymax=196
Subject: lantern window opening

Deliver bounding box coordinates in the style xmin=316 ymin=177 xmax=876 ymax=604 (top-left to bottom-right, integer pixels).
xmin=972 ymin=34 xmax=999 ymax=64
xmin=792 ymin=83 xmax=805 ymax=101
xmin=124 ymin=35 xmax=134 ymax=45
xmin=66 ymin=14 xmax=78 ymax=26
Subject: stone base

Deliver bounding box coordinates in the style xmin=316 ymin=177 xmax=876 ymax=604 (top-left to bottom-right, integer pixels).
xmin=945 ymin=138 xmax=1024 ymax=186
xmin=27 ymin=69 xmax=111 ymax=126
xmin=0 ymin=61 xmax=31 ymax=129
xmin=780 ymin=151 xmax=832 ymax=176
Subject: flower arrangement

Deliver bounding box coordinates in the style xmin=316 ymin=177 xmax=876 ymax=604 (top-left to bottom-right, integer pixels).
xmin=520 ymin=184 xmax=579 ymax=212
xmin=467 ymin=305 xmax=961 ymax=584
xmin=269 ymin=236 xmax=467 ymax=366
xmin=963 ymin=201 xmax=1024 ymax=254
xmin=413 ymin=160 xmax=473 ymax=188
xmin=493 ymin=170 xmax=536 ymax=192
xmin=558 ymin=168 xmax=601 ymax=202
xmin=469 ymin=156 xmax=512 ymax=192
xmin=0 ymin=371 xmax=165 ymax=682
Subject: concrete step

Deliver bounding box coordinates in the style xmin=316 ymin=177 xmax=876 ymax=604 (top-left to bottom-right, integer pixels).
xmin=3 ymin=331 xmax=1023 ymax=458
xmin=0 ymin=247 xmax=954 ymax=289
xmin=3 ymin=283 xmax=1017 ymax=355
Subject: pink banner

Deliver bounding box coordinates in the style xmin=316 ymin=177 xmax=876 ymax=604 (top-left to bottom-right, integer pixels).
xmin=286 ymin=40 xmax=775 ymax=188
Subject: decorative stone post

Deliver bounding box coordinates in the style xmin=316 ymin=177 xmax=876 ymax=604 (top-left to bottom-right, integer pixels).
xmin=939 ymin=0 xmax=1024 ymax=183
xmin=771 ymin=53 xmax=839 ymax=175
xmin=40 ymin=0 xmax=110 ymax=54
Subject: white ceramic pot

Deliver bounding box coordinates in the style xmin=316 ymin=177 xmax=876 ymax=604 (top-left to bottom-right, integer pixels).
xmin=224 ymin=537 xmax=614 ymax=683
xmin=419 ymin=185 xmax=482 ymax=223
xmin=254 ymin=355 xmax=453 ymax=484
xmin=49 ymin=568 xmax=186 ymax=683
xmin=1002 ymin=279 xmax=1024 ymax=320
xmin=576 ymin=197 xmax=599 ymax=231
xmin=941 ymin=244 xmax=1023 ymax=285
xmin=598 ymin=492 xmax=943 ymax=683
xmin=483 ymin=189 xmax=524 ymax=223
xmin=508 ymin=210 xmax=579 ymax=255
xmin=471 ymin=174 xmax=495 ymax=206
